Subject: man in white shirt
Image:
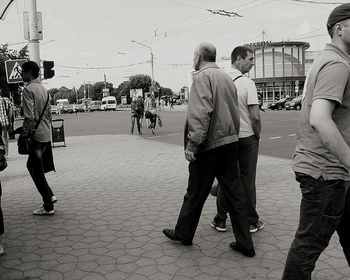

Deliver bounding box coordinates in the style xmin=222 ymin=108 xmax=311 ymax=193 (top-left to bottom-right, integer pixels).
xmin=211 ymin=46 xmax=263 ymax=233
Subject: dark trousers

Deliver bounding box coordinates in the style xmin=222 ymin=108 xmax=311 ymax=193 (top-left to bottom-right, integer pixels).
xmin=0 ymin=182 xmax=3 ymax=235
xmin=174 ymin=142 xmax=254 ymax=249
xmin=27 ymin=140 xmax=54 ymax=211
xmin=215 ymin=135 xmax=260 ymax=225
xmin=150 ymin=113 xmax=157 ymax=129
xmin=282 ymin=173 xmax=350 ymax=280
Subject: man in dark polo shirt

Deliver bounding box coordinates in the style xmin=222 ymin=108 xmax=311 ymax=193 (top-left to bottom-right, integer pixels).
xmin=282 ymin=3 xmax=350 ymax=279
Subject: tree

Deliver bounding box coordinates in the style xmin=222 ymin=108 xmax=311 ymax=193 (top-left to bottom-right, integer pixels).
xmin=90 ymin=81 xmax=114 ymax=101
xmin=48 ymin=88 xmax=59 ymax=104
xmin=159 ymin=86 xmax=173 ymax=97
xmin=114 ymin=81 xmax=130 ymax=103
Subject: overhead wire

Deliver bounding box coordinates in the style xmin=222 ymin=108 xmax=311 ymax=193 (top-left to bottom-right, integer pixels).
xmin=55 ymin=60 xmax=151 ymax=70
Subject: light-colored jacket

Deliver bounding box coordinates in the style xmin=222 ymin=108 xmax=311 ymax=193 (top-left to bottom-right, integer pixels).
xmin=22 ymin=79 xmax=51 ymax=142
xmin=185 ymin=62 xmax=240 ymax=153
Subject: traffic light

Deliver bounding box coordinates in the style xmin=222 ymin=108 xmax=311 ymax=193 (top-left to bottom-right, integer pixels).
xmin=43 ymin=60 xmax=55 ymax=79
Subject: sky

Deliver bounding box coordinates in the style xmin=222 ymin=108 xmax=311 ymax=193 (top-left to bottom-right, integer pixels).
xmin=0 ymin=0 xmax=341 ymax=92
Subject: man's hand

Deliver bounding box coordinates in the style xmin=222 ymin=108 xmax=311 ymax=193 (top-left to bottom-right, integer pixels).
xmin=185 ymin=148 xmax=196 ymax=162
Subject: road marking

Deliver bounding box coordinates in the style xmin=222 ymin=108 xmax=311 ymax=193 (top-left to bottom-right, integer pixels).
xmin=167 ymin=133 xmax=180 ymax=136
xmin=148 ymin=136 xmax=162 ymax=139
xmin=288 ymin=134 xmax=296 ymax=137
xmin=268 ymin=136 xmax=283 ymax=139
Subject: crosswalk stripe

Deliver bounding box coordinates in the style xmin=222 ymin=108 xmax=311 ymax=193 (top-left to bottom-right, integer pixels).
xmin=268 ymin=136 xmax=283 ymax=139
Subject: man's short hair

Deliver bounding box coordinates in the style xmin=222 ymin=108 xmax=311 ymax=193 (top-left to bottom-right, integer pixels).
xmin=21 ymin=61 xmax=40 ymax=79
xmin=198 ymin=43 xmax=216 ymax=62
xmin=231 ymin=46 xmax=253 ymax=64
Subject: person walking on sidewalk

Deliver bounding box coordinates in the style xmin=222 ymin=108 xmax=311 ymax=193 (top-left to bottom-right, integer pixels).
xmin=0 ymin=90 xmax=14 ymax=157
xmin=130 ymin=96 xmax=143 ymax=135
xmin=282 ymin=4 xmax=350 ymax=279
xmin=210 ymin=46 xmax=263 ymax=234
xmin=145 ymin=93 xmax=159 ymax=134
xmin=20 ymin=61 xmax=57 ymax=216
xmin=162 ymin=42 xmax=255 ymax=257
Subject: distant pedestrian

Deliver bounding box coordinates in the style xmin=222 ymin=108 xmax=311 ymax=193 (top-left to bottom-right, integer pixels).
xmin=282 ymin=4 xmax=350 ymax=279
xmin=0 ymin=90 xmax=14 ymax=157
xmin=130 ymin=96 xmax=143 ymax=135
xmin=211 ymin=46 xmax=263 ymax=234
xmin=145 ymin=93 xmax=159 ymax=134
xmin=162 ymin=42 xmax=255 ymax=257
xmin=20 ymin=61 xmax=57 ymax=216
xmin=144 ymin=94 xmax=151 ymax=128
xmin=170 ymin=98 xmax=174 ymax=109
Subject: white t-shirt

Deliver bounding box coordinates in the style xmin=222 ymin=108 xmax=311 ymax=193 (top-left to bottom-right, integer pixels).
xmin=229 ymin=68 xmax=259 ymax=138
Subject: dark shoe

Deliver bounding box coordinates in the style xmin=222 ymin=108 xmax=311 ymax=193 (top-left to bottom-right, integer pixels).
xmin=230 ymin=242 xmax=255 ymax=257
xmin=210 ymin=220 xmax=227 ymax=232
xmin=162 ymin=228 xmax=192 ymax=246
xmin=249 ymin=220 xmax=264 ymax=233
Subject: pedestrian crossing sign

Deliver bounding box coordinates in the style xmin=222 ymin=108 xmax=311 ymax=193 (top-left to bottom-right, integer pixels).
xmin=5 ymin=59 xmax=27 ymax=83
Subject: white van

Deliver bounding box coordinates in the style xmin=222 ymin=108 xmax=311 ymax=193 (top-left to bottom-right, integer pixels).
xmin=101 ymin=96 xmax=117 ymax=111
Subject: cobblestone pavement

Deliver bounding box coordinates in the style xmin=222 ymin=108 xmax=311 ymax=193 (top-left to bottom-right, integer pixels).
xmin=0 ymin=135 xmax=349 ymax=280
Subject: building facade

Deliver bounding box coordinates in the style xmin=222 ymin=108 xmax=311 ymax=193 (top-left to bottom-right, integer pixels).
xmin=245 ymin=41 xmax=310 ymax=102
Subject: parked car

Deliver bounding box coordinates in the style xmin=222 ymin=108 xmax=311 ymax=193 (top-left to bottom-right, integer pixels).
xmin=267 ymin=97 xmax=292 ymax=110
xmin=51 ymin=105 xmax=58 ymax=115
xmin=285 ymin=95 xmax=302 ymax=110
xmin=90 ymin=100 xmax=102 ymax=112
xmin=63 ymin=104 xmax=74 ymax=114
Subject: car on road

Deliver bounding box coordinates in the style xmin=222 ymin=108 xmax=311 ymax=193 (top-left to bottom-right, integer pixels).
xmin=267 ymin=97 xmax=292 ymax=110
xmin=63 ymin=104 xmax=74 ymax=114
xmin=101 ymin=96 xmax=117 ymax=111
xmin=51 ymin=105 xmax=58 ymax=115
xmin=285 ymin=95 xmax=302 ymax=110
xmin=90 ymin=100 xmax=102 ymax=112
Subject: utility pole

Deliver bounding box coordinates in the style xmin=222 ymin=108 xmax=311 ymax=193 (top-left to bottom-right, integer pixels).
xmin=131 ymin=40 xmax=155 ymax=97
xmin=104 ymin=73 xmax=107 ymax=89
xmin=27 ymin=0 xmax=41 ymax=67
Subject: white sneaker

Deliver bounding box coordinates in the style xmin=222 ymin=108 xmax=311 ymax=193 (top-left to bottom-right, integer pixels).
xmin=51 ymin=195 xmax=57 ymax=204
xmin=0 ymin=245 xmax=4 ymax=256
xmin=33 ymin=207 xmax=55 ymax=216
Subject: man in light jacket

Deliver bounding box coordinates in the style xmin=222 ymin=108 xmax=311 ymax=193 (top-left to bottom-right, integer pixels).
xmin=162 ymin=42 xmax=255 ymax=257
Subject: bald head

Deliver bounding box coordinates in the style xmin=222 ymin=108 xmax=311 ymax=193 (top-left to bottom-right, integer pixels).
xmin=193 ymin=42 xmax=216 ymax=70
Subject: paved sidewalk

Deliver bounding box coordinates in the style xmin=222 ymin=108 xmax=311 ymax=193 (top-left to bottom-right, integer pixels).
xmin=0 ymin=135 xmax=348 ymax=280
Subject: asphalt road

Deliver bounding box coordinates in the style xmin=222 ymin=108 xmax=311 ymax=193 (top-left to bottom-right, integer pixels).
xmin=16 ymin=108 xmax=300 ymax=159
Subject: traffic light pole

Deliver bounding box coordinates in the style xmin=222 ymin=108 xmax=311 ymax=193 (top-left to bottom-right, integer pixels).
xmin=27 ymin=0 xmax=41 ymax=68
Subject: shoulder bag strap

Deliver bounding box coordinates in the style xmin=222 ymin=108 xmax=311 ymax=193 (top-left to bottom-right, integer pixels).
xmin=233 ymin=75 xmax=243 ymax=82
xmin=34 ymin=94 xmax=50 ymax=131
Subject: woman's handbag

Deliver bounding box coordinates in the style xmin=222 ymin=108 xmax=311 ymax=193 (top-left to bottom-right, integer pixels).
xmin=144 ymin=110 xmax=151 ymax=119
xmin=158 ymin=115 xmax=163 ymax=127
xmin=17 ymin=94 xmax=49 ymax=155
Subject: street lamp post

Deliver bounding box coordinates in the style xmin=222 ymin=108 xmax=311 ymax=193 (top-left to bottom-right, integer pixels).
xmin=131 ymin=40 xmax=155 ymax=95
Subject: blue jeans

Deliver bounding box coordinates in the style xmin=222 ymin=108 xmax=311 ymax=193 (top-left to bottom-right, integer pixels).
xmin=282 ymin=173 xmax=350 ymax=280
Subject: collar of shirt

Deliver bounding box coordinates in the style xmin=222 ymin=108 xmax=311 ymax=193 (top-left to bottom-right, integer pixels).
xmin=325 ymin=43 xmax=350 ymax=63
xmin=229 ymin=68 xmax=243 ymax=80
